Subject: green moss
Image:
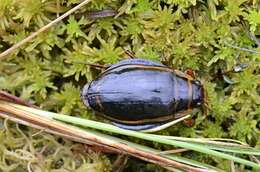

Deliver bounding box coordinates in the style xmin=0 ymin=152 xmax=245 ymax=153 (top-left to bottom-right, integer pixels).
xmin=0 ymin=119 xmax=111 ymax=172
xmin=0 ymin=0 xmax=259 ymax=171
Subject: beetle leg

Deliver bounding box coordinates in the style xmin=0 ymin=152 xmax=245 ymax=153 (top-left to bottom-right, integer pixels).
xmin=185 ymin=68 xmax=195 ymax=79
xmin=142 ymin=114 xmax=191 ymax=133
xmin=112 ymin=114 xmax=191 ymax=132
xmin=182 ymin=119 xmax=195 ymax=127
xmin=87 ymin=63 xmax=111 ymax=69
xmin=124 ymin=49 xmax=136 ymax=59
xmin=83 ymin=63 xmax=111 ymax=69
xmin=73 ymin=61 xmax=111 ymax=69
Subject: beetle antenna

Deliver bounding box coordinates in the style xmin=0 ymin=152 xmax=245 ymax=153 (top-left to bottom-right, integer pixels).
xmin=123 ymin=48 xmax=136 ymax=59
xmin=73 ymin=61 xmax=110 ymax=69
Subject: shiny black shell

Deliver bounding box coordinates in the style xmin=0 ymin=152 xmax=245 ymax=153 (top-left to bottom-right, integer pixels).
xmin=81 ymin=58 xmax=204 ymax=131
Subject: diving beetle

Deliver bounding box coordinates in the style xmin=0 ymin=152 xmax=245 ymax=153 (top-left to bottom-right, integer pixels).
xmin=81 ymin=58 xmax=205 ymax=132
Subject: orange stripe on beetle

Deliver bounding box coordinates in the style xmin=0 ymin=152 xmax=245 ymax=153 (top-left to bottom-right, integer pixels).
xmin=101 ymin=64 xmax=194 ymax=81
xmin=101 ymin=109 xmax=192 ymax=125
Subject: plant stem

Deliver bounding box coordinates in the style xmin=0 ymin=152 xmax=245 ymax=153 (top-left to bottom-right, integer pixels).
xmin=12 ymin=104 xmax=259 ymax=169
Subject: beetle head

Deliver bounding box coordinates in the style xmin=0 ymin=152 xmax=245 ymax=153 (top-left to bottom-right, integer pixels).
xmin=81 ymin=83 xmax=90 ymax=107
xmin=191 ymin=80 xmax=204 ymax=107
xmin=192 ymin=79 xmax=208 ymax=115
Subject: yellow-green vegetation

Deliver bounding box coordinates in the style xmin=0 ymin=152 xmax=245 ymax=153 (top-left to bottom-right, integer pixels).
xmin=0 ymin=0 xmax=259 ymax=171
xmin=0 ymin=119 xmax=111 ymax=172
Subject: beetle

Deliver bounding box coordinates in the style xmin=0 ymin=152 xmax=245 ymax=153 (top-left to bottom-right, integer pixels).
xmin=81 ymin=58 xmax=205 ymax=132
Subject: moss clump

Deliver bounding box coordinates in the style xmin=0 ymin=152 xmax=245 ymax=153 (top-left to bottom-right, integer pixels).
xmin=0 ymin=0 xmax=259 ymax=171
xmin=0 ymin=119 xmax=111 ymax=172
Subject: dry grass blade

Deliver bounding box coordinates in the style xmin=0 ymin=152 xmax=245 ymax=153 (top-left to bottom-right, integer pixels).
xmin=0 ymin=98 xmax=207 ymax=172
xmin=0 ymin=90 xmax=37 ymax=108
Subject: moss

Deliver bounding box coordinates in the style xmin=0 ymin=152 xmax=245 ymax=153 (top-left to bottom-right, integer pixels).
xmin=0 ymin=0 xmax=259 ymax=171
xmin=0 ymin=119 xmax=111 ymax=172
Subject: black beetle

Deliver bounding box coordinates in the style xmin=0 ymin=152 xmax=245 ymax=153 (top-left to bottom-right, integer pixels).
xmin=81 ymin=58 xmax=205 ymax=132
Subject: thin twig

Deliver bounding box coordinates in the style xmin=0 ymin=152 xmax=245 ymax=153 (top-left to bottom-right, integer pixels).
xmin=241 ymin=21 xmax=260 ymax=47
xmin=0 ymin=0 xmax=92 ymax=60
xmin=224 ymin=42 xmax=260 ymax=54
xmin=75 ymin=9 xmax=117 ymax=19
xmin=0 ymin=90 xmax=37 ymax=108
xmin=247 ymin=31 xmax=260 ymax=47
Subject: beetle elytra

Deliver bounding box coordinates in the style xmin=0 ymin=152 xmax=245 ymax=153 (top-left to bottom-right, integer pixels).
xmin=81 ymin=58 xmax=205 ymax=132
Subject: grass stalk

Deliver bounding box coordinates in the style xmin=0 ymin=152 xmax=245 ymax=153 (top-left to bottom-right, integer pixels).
xmin=10 ymin=103 xmax=260 ymax=170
